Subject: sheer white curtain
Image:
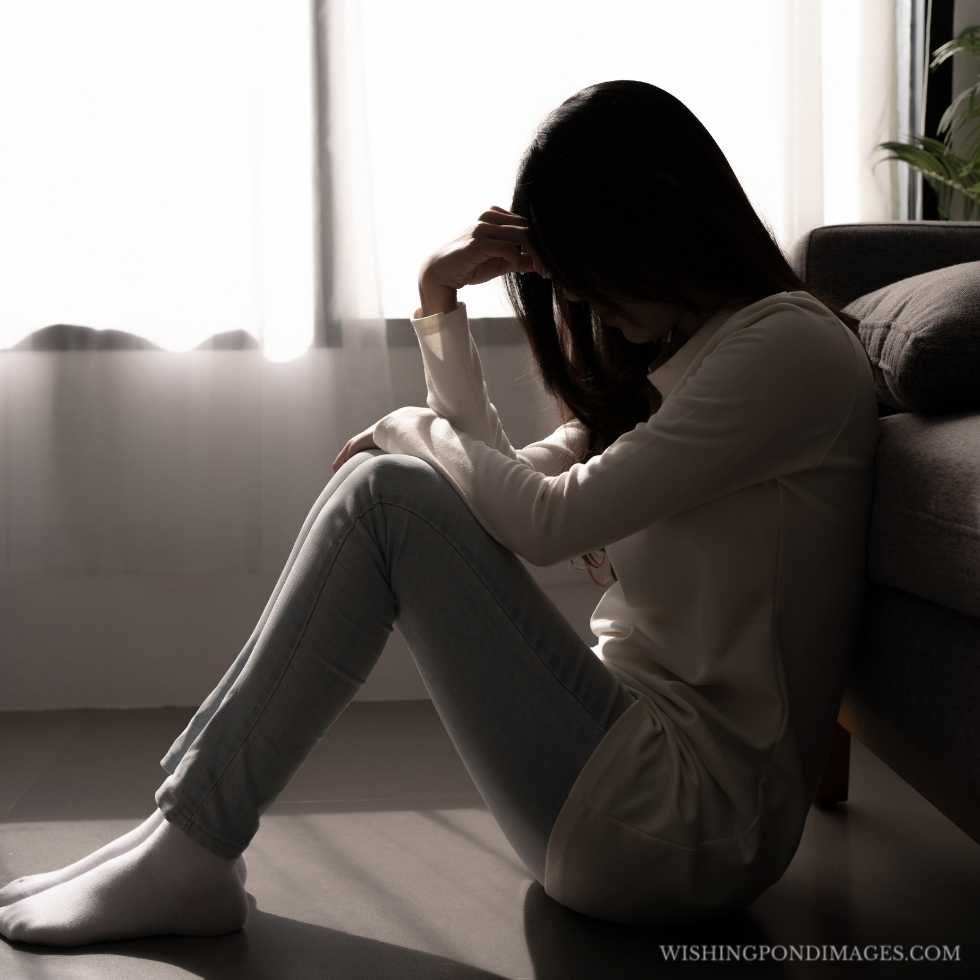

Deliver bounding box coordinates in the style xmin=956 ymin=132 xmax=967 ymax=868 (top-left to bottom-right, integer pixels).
xmin=359 ymin=0 xmax=899 ymax=321
xmin=0 ymin=0 xmax=393 ymax=707
xmin=0 ymin=0 xmax=389 ymax=362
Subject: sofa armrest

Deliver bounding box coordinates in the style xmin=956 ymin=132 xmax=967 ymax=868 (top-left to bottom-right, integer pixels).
xmin=788 ymin=221 xmax=980 ymax=308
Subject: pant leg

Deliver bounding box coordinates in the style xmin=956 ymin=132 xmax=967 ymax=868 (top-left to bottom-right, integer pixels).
xmin=159 ymin=450 xmax=383 ymax=776
xmin=153 ymin=451 xmax=637 ymax=885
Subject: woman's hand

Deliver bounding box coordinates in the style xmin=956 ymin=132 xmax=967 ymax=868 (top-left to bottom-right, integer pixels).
xmin=419 ymin=206 xmax=548 ymax=295
xmin=331 ymin=423 xmax=379 ymax=474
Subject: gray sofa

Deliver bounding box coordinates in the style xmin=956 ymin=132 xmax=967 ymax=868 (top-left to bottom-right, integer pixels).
xmin=789 ymin=221 xmax=980 ymax=846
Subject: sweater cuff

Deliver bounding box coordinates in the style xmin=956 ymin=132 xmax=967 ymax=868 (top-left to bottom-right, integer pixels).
xmin=371 ymin=413 xmax=394 ymax=453
xmin=411 ymin=300 xmax=466 ymax=332
xmin=371 ymin=405 xmax=421 ymax=454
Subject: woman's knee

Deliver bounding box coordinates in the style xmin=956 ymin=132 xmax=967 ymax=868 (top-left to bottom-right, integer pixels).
xmin=345 ymin=451 xmax=461 ymax=512
xmin=348 ymin=447 xmax=387 ymax=467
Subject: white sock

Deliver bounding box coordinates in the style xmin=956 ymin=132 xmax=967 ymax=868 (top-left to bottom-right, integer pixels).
xmin=0 ymin=809 xmax=165 ymax=909
xmin=0 ymin=813 xmax=247 ymax=946
xmin=0 ymin=808 xmax=247 ymax=910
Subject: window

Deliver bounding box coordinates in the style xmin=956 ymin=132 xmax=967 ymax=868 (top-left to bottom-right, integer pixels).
xmin=359 ymin=0 xmax=792 ymax=319
xmin=2 ymin=1 xmax=895 ymax=349
xmin=0 ymin=0 xmax=314 ymax=358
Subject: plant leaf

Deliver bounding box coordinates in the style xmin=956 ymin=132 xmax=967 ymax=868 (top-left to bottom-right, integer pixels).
xmin=918 ymin=135 xmax=957 ymax=160
xmin=929 ymin=25 xmax=980 ymax=70
xmin=875 ymin=140 xmax=951 ymax=177
xmin=937 ymin=83 xmax=980 ymax=138
xmin=882 ymin=146 xmax=980 ymax=204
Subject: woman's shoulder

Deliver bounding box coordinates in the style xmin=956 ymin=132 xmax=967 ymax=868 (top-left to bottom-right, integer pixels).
xmin=725 ymin=289 xmax=841 ymax=329
xmin=708 ymin=290 xmax=859 ymax=372
xmin=660 ymin=290 xmax=869 ymax=440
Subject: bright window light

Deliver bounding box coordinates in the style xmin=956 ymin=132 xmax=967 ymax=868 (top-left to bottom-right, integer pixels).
xmin=359 ymin=0 xmax=789 ymax=319
xmin=1 ymin=1 xmax=872 ymax=344
xmin=0 ymin=0 xmax=314 ymax=358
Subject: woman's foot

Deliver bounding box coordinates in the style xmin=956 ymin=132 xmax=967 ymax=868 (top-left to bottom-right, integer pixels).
xmin=0 ymin=815 xmax=248 ymax=946
xmin=0 ymin=809 xmax=249 ymax=909
xmin=0 ymin=809 xmax=166 ymax=909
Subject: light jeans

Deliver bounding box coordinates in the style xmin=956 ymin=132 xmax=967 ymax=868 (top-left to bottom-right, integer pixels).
xmin=154 ymin=449 xmax=637 ymax=885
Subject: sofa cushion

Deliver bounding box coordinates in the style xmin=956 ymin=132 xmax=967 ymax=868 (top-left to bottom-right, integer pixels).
xmin=869 ymin=412 xmax=980 ymax=620
xmin=842 ymin=260 xmax=980 ymax=414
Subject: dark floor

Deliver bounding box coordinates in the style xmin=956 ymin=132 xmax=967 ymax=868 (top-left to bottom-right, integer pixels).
xmin=0 ymin=703 xmax=978 ymax=979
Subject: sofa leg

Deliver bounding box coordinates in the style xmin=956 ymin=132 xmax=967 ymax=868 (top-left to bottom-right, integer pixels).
xmin=814 ymin=721 xmax=850 ymax=808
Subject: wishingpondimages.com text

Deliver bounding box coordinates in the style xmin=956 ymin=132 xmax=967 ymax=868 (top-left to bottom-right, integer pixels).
xmin=659 ymin=944 xmax=961 ymax=964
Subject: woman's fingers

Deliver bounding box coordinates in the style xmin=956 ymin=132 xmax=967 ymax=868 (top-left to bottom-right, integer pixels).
xmin=420 ymin=205 xmax=543 ymax=292
xmin=331 ymin=440 xmax=354 ymax=471
xmin=472 ymin=220 xmax=528 ymax=244
xmin=473 ymin=210 xmax=539 ymax=264
xmin=485 ymin=206 xmax=528 ymax=224
xmin=331 ymin=426 xmax=379 ymax=473
xmin=475 ymin=208 xmax=550 ymax=278
xmin=483 ymin=208 xmax=533 ymax=249
xmin=462 ymin=238 xmax=528 ymax=285
xmin=472 ymin=236 xmax=524 ymax=265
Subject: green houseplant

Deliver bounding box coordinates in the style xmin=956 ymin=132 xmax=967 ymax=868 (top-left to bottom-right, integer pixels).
xmin=875 ymin=24 xmax=980 ymax=220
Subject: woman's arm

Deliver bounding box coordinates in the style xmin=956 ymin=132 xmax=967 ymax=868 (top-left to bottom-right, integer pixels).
xmin=373 ymin=308 xmax=861 ymax=566
xmin=407 ymin=299 xmax=587 ymax=474
xmin=408 ymin=300 xmax=518 ymax=457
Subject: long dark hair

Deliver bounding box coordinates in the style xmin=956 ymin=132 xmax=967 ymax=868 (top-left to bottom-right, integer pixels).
xmin=502 ymin=79 xmax=861 ymax=583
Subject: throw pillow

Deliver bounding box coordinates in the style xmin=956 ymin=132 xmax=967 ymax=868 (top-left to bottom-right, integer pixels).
xmin=842 ymin=260 xmax=980 ymax=414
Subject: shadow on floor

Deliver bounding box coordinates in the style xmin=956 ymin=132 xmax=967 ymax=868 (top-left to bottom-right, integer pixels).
xmin=1 ymin=703 xmax=978 ymax=978
xmin=4 ymin=888 xmax=789 ymax=980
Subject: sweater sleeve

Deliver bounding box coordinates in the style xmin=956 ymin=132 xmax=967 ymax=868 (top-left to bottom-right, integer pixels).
xmin=405 ymin=299 xmax=589 ymax=475
xmin=372 ymin=308 xmax=859 ymax=567
xmin=514 ymin=418 xmax=590 ymax=476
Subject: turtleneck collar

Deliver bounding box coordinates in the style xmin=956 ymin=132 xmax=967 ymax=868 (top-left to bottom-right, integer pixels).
xmin=647 ymin=292 xmax=799 ymax=398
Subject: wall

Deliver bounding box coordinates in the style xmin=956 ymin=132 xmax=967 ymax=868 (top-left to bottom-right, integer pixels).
xmin=950 ymin=0 xmax=980 ymax=219
xmin=1 ymin=338 xmax=602 ymax=711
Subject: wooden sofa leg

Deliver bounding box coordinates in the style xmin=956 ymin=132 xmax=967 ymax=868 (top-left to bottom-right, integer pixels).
xmin=814 ymin=721 xmax=851 ymax=808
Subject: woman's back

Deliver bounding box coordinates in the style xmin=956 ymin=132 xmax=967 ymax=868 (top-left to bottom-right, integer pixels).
xmin=543 ymin=290 xmax=880 ymax=920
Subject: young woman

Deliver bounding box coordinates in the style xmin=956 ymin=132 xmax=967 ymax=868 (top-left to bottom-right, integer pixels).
xmin=0 ymin=80 xmax=878 ymax=944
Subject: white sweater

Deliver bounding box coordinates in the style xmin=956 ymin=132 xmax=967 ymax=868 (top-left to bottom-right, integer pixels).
xmin=371 ymin=291 xmax=879 ymax=922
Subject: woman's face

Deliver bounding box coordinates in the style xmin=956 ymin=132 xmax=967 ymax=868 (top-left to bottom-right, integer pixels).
xmin=562 ymin=288 xmax=711 ymax=345
xmin=534 ymin=242 xmax=749 ymax=347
